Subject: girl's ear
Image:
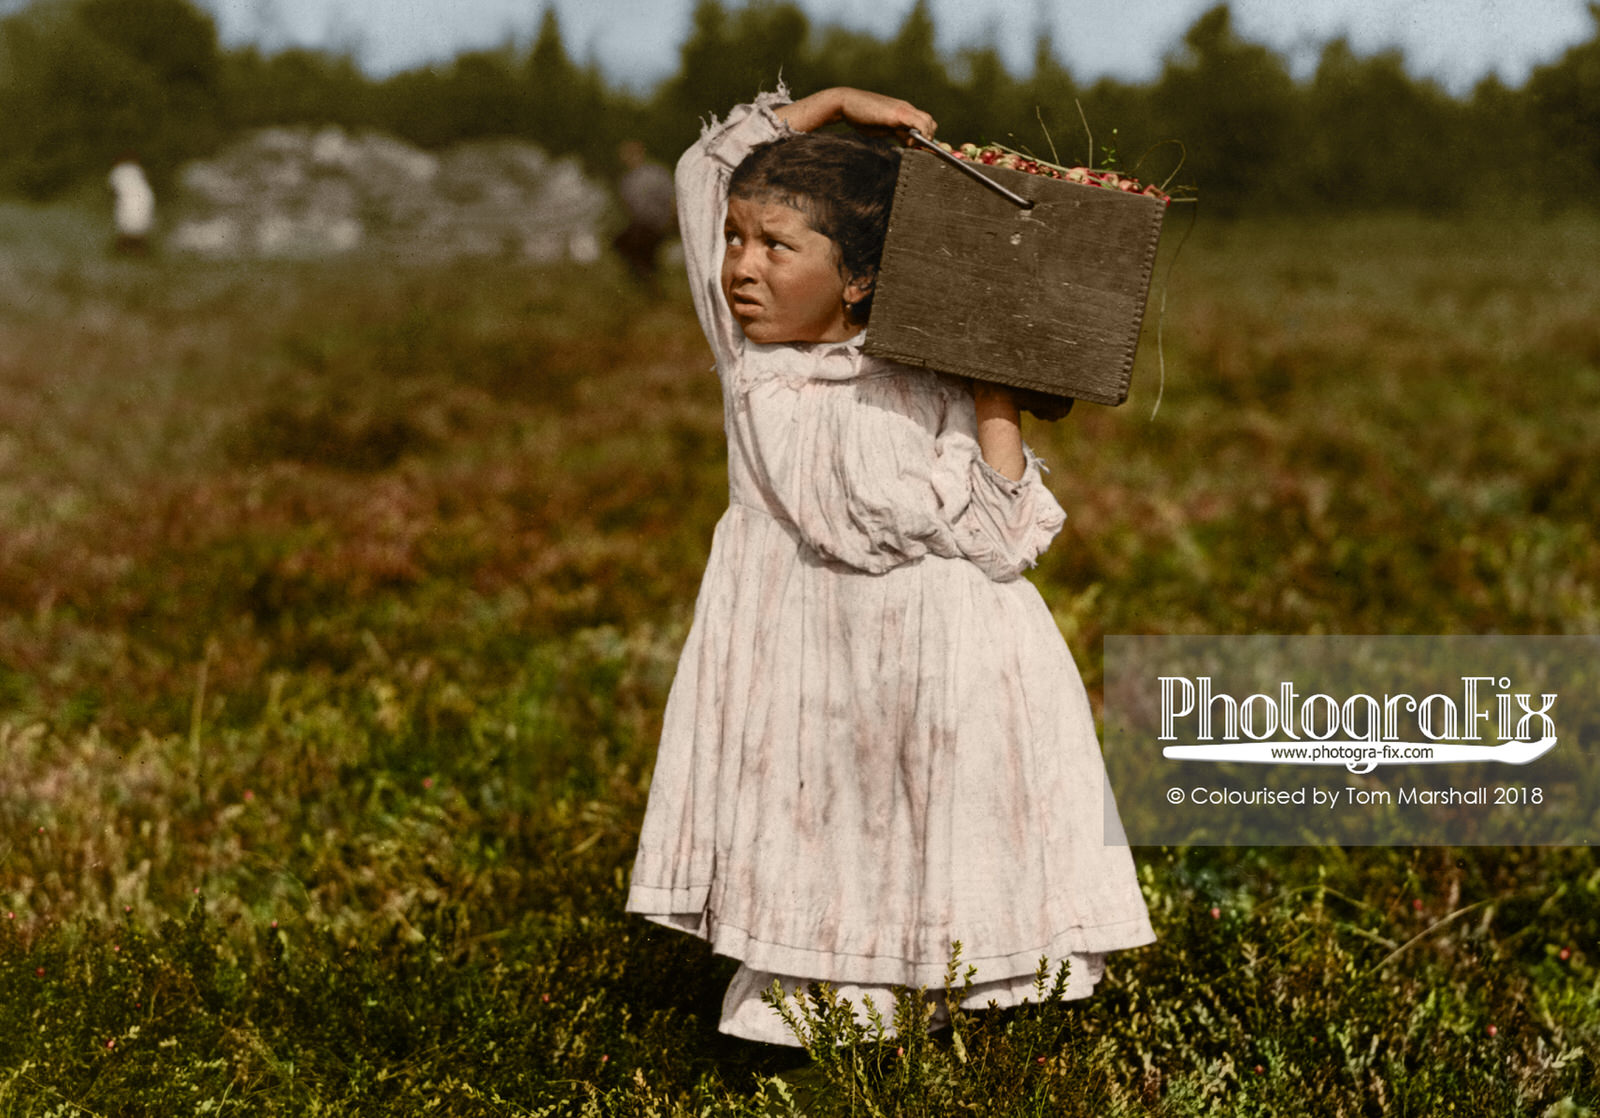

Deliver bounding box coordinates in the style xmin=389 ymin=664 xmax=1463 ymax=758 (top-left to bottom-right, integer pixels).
xmin=844 ymin=269 xmax=875 ymax=306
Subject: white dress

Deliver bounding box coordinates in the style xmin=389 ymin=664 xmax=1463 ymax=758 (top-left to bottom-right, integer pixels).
xmin=625 ymin=90 xmax=1156 ymax=1046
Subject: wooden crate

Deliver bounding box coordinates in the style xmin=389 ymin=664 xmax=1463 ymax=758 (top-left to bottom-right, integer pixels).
xmin=864 ymin=150 xmax=1166 ymax=406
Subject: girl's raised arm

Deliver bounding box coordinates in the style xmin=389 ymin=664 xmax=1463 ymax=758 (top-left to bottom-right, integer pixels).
xmin=775 ymin=87 xmax=936 ymax=143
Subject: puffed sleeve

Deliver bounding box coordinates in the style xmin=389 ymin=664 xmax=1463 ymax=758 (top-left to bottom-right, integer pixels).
xmin=674 ymin=87 xmax=794 ymax=375
xmin=931 ymin=388 xmax=1069 ymax=581
xmin=737 ymin=362 xmax=1066 ymax=582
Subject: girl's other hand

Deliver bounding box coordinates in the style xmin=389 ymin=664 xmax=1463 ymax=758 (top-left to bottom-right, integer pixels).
xmin=1013 ymin=389 xmax=1075 ymax=422
xmin=777 ymin=87 xmax=936 ymax=146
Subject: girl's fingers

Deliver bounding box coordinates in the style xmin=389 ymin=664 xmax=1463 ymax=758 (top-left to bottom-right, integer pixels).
xmin=889 ymin=103 xmax=935 ymax=141
xmin=900 ymin=105 xmax=937 ymax=145
xmin=839 ymin=89 xmax=934 ymax=139
xmin=880 ymin=114 xmax=937 ymax=147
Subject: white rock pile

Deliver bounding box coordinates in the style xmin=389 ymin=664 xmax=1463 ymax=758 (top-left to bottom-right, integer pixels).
xmin=168 ymin=125 xmax=606 ymax=263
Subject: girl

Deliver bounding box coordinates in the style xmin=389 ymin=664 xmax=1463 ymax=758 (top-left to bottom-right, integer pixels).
xmin=626 ymin=84 xmax=1155 ymax=1046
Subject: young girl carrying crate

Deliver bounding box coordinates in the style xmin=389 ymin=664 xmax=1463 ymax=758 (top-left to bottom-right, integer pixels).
xmin=626 ymin=84 xmax=1155 ymax=1045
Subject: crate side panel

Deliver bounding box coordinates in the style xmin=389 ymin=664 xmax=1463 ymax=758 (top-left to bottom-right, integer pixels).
xmin=866 ymin=152 xmax=1164 ymax=406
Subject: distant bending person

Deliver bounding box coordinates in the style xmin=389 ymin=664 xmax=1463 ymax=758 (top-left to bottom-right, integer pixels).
xmin=613 ymin=140 xmax=676 ymax=282
xmin=108 ymin=153 xmax=156 ymax=255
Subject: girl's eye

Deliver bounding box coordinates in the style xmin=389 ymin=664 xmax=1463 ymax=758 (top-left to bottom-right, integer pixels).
xmin=724 ymin=230 xmax=742 ymax=247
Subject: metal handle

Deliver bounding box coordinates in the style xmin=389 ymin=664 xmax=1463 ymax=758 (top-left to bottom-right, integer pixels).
xmin=907 ymin=129 xmax=1034 ymax=209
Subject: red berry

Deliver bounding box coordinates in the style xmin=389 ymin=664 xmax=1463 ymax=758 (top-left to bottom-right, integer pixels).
xmin=1412 ymin=898 xmax=1423 ymax=911
xmin=1209 ymin=906 xmax=1220 ymax=919
xmin=1559 ymin=947 xmax=1571 ymax=961
xmin=1486 ymin=1024 xmax=1498 ymax=1037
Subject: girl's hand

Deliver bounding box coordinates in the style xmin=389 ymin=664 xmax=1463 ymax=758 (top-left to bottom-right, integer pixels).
xmin=835 ymin=88 xmax=936 ymax=144
xmin=1013 ymin=388 xmax=1075 ymax=423
xmin=776 ymin=87 xmax=936 ymax=146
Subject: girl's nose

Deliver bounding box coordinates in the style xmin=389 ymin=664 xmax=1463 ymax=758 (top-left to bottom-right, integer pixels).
xmin=727 ymin=246 xmax=758 ymax=283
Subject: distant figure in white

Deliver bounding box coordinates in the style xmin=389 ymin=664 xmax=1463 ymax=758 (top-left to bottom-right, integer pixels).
xmin=109 ymin=154 xmax=156 ymax=254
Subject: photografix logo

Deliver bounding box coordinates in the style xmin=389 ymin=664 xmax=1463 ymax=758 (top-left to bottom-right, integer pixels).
xmin=1158 ymin=675 xmax=1558 ymax=774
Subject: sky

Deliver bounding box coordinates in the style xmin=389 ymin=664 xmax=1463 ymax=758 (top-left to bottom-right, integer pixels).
xmin=201 ymin=0 xmax=1597 ymax=95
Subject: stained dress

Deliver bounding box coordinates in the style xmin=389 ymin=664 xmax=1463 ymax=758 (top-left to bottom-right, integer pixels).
xmin=625 ymin=90 xmax=1156 ymax=1045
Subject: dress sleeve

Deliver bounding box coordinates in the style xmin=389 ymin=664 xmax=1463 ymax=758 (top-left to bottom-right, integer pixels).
xmin=674 ymin=88 xmax=793 ymax=374
xmin=930 ymin=379 xmax=1069 ymax=581
xmin=740 ymin=368 xmax=1066 ymax=582
xmin=936 ymin=430 xmax=1069 ymax=583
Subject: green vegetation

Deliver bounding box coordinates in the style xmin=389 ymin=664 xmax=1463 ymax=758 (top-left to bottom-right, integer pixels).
xmin=3 ymin=0 xmax=1600 ymax=213
xmin=2 ymin=201 xmax=1598 ymax=1112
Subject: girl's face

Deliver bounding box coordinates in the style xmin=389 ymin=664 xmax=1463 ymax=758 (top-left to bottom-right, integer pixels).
xmin=721 ymin=196 xmax=871 ymax=345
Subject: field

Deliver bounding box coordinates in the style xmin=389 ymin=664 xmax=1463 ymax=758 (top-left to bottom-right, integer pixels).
xmin=1 ymin=202 xmax=1598 ymax=1115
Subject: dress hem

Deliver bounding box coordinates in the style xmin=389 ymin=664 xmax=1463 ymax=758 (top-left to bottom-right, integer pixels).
xmin=714 ymin=951 xmax=1112 ymax=1046
xmin=627 ymin=891 xmax=1156 ymax=987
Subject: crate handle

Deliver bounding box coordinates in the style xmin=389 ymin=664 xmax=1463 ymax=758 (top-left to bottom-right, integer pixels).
xmin=907 ymin=130 xmax=1034 ymax=210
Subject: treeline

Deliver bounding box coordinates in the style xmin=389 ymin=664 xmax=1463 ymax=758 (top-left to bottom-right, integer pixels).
xmin=3 ymin=0 xmax=1599 ymax=213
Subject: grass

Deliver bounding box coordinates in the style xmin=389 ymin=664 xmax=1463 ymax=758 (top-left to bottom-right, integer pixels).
xmin=1 ymin=200 xmax=1598 ymax=1115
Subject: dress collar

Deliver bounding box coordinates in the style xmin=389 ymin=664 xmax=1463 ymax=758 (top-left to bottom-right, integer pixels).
xmin=743 ymin=329 xmax=864 ymax=358
xmin=739 ymin=330 xmax=868 ymax=385
xmin=800 ymin=330 xmax=866 ymax=358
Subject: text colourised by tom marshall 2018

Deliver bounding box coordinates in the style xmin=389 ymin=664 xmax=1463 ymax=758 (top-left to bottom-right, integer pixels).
xmin=1102 ymin=636 xmax=1596 ymax=846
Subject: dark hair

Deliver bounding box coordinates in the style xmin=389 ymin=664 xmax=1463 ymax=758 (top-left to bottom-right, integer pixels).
xmin=728 ymin=131 xmax=900 ymax=324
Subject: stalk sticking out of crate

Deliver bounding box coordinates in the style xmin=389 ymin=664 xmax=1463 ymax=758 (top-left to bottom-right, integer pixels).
xmin=864 ymin=146 xmax=1166 ymax=407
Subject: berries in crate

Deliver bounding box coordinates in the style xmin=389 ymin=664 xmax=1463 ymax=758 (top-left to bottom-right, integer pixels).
xmin=865 ymin=138 xmax=1175 ymax=409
